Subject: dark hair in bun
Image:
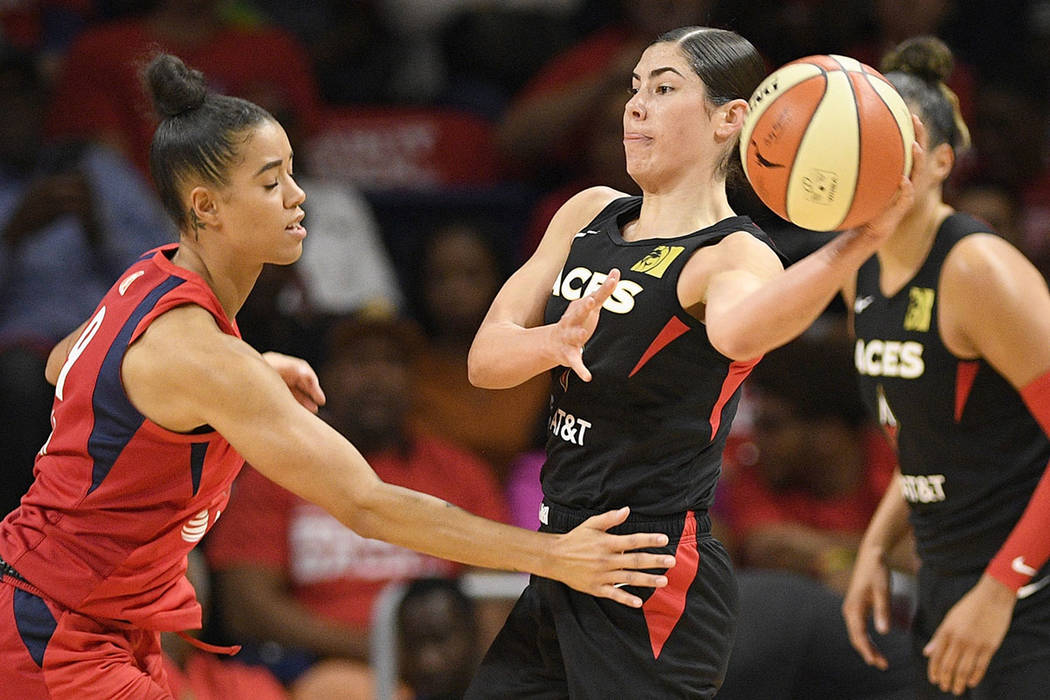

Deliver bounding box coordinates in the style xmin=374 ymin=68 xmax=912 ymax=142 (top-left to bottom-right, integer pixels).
xmin=144 ymin=53 xmax=208 ymax=119
xmin=143 ymin=53 xmax=273 ymax=232
xmin=880 ymin=36 xmax=970 ymax=153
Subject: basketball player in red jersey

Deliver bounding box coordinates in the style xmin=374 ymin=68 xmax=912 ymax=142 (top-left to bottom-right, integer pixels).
xmin=465 ymin=27 xmax=921 ymax=699
xmin=0 ymin=54 xmax=678 ymax=699
xmin=842 ymin=37 xmax=1050 ymax=698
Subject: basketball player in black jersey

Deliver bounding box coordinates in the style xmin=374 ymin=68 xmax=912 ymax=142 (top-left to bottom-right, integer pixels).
xmin=465 ymin=26 xmax=919 ymax=699
xmin=842 ymin=37 xmax=1050 ymax=698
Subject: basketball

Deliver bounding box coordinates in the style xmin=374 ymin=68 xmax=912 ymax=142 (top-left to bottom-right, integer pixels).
xmin=740 ymin=55 xmax=915 ymax=232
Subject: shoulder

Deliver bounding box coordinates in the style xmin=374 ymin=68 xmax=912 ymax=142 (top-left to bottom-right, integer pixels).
xmin=699 ymin=228 xmax=785 ymax=275
xmin=126 ymin=303 xmax=247 ymax=389
xmin=552 ymin=186 xmax=629 ymax=227
xmin=942 ymin=232 xmax=1042 ymax=298
xmin=534 ymin=186 xmax=629 ymax=255
xmin=123 ymin=304 xmax=260 ymax=430
xmin=679 ymin=228 xmax=784 ymax=310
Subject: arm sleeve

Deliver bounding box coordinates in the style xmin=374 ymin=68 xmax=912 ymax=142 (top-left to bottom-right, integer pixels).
xmin=986 ymin=369 xmax=1050 ymax=590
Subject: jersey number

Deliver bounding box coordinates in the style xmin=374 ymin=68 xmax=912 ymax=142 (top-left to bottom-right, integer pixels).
xmin=40 ymin=306 xmax=106 ymax=455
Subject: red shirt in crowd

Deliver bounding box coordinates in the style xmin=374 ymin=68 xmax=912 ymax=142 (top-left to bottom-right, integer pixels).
xmin=719 ymin=429 xmax=897 ymax=538
xmin=206 ymin=435 xmax=508 ymax=629
xmin=46 ymin=16 xmax=320 ymax=177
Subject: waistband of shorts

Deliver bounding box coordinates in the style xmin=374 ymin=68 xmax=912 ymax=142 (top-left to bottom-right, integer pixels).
xmin=537 ymin=501 xmax=710 ymax=537
xmin=0 ymin=554 xmax=28 ymax=584
xmin=0 ymin=554 xmax=49 ymax=600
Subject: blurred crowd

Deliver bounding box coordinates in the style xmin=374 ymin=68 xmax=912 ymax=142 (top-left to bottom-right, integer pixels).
xmin=1 ymin=0 xmax=1048 ymax=697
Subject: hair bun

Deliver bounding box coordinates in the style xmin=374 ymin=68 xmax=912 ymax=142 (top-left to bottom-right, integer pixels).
xmin=880 ymin=35 xmax=954 ymax=84
xmin=143 ymin=53 xmax=207 ymax=119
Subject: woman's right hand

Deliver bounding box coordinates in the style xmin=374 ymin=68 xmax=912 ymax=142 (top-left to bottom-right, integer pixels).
xmin=842 ymin=544 xmax=894 ymax=670
xmin=549 ymin=506 xmax=675 ymax=608
xmin=549 ymin=268 xmax=620 ymax=382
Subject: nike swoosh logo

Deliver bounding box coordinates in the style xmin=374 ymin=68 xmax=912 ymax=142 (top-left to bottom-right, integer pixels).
xmin=1013 ymin=556 xmax=1038 ymax=577
xmin=574 ymin=229 xmax=600 ymax=238
xmin=854 ymin=296 xmax=874 ymax=313
xmin=752 ymin=140 xmax=785 ymax=169
xmin=119 ymin=270 xmax=145 ymax=296
xmin=1018 ymin=574 xmax=1050 ymax=599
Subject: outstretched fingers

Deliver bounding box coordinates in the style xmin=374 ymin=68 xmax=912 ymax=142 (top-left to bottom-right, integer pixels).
xmin=589 ymin=268 xmax=621 ymax=307
xmin=561 ymin=507 xmax=676 ymax=606
xmin=842 ymin=594 xmax=889 ymax=670
xmin=557 ymin=268 xmax=620 ymax=382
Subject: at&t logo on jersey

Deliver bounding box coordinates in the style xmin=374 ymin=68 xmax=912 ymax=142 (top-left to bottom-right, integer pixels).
xmin=549 ymin=409 xmax=592 ymax=446
xmin=855 ymin=338 xmax=925 ymax=378
xmin=552 ymin=267 xmax=643 ymax=314
xmin=181 ymin=508 xmax=211 ymax=543
xmin=900 ymin=474 xmax=946 ymax=503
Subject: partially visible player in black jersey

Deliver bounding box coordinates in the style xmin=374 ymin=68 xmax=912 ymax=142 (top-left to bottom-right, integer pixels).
xmin=466 ymin=26 xmax=919 ymax=699
xmin=842 ymin=37 xmax=1050 ymax=698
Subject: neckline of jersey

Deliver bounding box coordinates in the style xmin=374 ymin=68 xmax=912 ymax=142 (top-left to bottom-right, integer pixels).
xmin=607 ymin=198 xmax=751 ymax=246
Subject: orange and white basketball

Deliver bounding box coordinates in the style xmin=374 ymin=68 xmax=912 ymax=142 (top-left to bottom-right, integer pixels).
xmin=740 ymin=54 xmax=914 ymax=231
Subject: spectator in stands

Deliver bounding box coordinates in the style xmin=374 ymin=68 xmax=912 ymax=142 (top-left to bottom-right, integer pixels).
xmin=0 ymin=0 xmax=92 ymax=82
xmin=495 ymin=0 xmax=714 ymax=186
xmin=45 ymin=0 xmax=322 ymax=177
xmin=397 ymin=577 xmax=482 ymax=700
xmin=845 ymin=2 xmax=975 ymax=124
xmin=409 ymin=220 xmax=549 ymax=481
xmin=717 ymin=333 xmax=916 ymax=593
xmin=206 ymin=314 xmax=509 ymax=696
xmin=517 ymin=79 xmax=638 ymax=260
xmin=0 ymin=48 xmax=170 ymax=512
xmin=960 ymin=84 xmax=1050 ymax=262
xmin=950 ymin=181 xmax=1023 ymax=249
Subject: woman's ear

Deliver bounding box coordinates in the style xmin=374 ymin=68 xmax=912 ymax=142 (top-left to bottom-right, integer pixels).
xmin=188 ymin=185 xmax=220 ymax=231
xmin=715 ymin=98 xmax=749 ymax=140
xmin=930 ymin=142 xmax=955 ymax=182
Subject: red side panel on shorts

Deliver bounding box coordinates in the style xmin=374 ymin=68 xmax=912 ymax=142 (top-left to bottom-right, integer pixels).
xmin=642 ymin=511 xmax=699 ymax=659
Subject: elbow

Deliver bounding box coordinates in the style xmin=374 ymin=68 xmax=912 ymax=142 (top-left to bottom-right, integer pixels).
xmin=465 ymin=355 xmax=484 ymax=388
xmin=466 ymin=344 xmax=499 ymax=389
xmin=339 ymin=476 xmax=387 ymax=541
xmin=707 ymin=326 xmax=763 ymax=363
xmin=705 ymin=311 xmax=774 ymax=362
xmin=466 ymin=362 xmax=494 ymax=389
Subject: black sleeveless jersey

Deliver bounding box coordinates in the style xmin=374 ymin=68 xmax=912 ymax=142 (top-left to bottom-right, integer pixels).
xmin=854 ymin=212 xmax=1050 ymax=573
xmin=540 ymin=196 xmax=781 ymax=516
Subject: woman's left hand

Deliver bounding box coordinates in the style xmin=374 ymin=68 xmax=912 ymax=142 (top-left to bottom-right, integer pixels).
xmin=923 ymin=573 xmax=1015 ymax=695
xmin=262 ymin=351 xmax=326 ymax=413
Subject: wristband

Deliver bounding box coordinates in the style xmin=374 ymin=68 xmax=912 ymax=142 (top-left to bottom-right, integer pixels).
xmin=986 ymin=369 xmax=1050 ymax=591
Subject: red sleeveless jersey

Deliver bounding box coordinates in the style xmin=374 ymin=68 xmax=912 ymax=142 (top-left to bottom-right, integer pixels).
xmin=0 ymin=245 xmax=245 ymax=631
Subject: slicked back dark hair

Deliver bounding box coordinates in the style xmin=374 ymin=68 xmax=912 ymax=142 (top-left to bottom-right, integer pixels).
xmin=653 ymin=26 xmax=766 ymax=182
xmin=143 ymin=53 xmax=273 ymax=232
